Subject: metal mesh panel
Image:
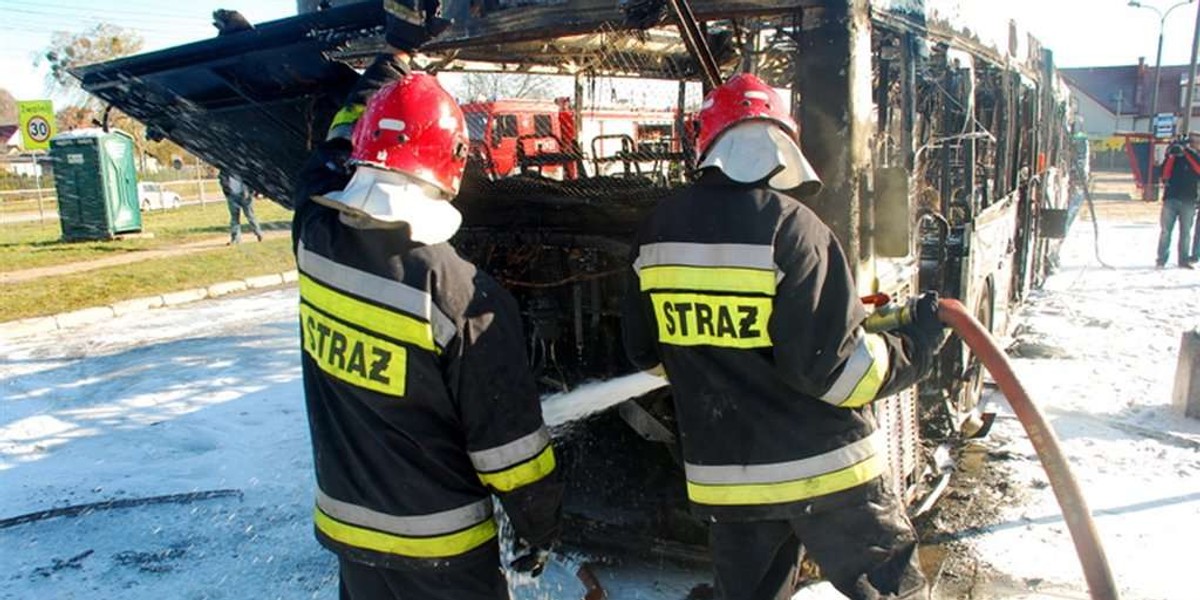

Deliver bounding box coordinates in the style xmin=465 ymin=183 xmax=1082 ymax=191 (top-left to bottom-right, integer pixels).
xmin=875 ymin=387 xmax=922 ymax=503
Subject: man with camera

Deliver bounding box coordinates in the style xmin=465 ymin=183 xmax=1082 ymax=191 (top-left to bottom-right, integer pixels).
xmin=1158 ymin=132 xmax=1200 ymax=269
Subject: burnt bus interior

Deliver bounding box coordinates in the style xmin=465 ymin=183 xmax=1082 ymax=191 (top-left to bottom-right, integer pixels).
xmin=74 ymin=1 xmax=1075 ymax=564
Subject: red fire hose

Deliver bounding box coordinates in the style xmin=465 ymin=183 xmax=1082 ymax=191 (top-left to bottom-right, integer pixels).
xmin=936 ymin=298 xmax=1119 ymax=600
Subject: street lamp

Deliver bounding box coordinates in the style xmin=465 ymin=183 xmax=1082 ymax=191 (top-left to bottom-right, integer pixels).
xmin=1129 ymin=0 xmax=1196 ymax=200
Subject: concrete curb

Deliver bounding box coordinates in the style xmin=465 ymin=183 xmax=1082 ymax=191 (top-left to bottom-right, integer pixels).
xmin=0 ymin=269 xmax=299 ymax=342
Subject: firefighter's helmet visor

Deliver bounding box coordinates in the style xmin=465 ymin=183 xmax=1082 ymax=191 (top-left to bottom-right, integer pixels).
xmin=314 ymin=165 xmax=462 ymax=244
xmin=697 ymin=121 xmax=822 ymax=197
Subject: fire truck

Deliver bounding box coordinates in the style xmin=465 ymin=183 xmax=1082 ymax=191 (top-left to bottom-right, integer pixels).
xmin=461 ymin=97 xmax=685 ymax=181
xmin=74 ymin=0 xmax=1080 ymax=577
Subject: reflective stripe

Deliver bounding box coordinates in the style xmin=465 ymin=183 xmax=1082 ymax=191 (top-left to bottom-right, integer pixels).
xmin=634 ymin=242 xmax=776 ymax=272
xmin=469 ymin=427 xmax=551 ymax=472
xmin=684 ymin=432 xmax=886 ymax=505
xmin=298 ymin=243 xmax=455 ymax=349
xmin=316 ymin=490 xmax=492 ymax=537
xmin=684 ymin=431 xmax=884 ymax=485
xmin=639 ymin=265 xmax=776 ymax=295
xmin=384 ymin=0 xmax=422 ymax=22
xmin=301 ymin=274 xmax=437 ymax=353
xmin=685 ymin=453 xmax=885 ymax=506
xmin=315 ymin=509 xmax=496 ymax=559
xmin=301 ymin=303 xmax=407 ymax=396
xmin=477 ymin=445 xmax=556 ymax=492
xmin=819 ymin=330 xmax=890 ymax=408
xmin=652 ymin=292 xmax=773 ymax=349
xmin=329 ymin=104 xmax=365 ymax=132
xmin=326 ymin=123 xmax=355 ymax=142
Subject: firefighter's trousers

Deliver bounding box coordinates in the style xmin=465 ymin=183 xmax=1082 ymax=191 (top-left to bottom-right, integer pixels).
xmin=337 ymin=552 xmax=509 ymax=600
xmin=708 ymin=479 xmax=928 ymax=600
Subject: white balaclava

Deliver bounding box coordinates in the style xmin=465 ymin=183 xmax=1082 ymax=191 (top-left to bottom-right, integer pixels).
xmin=314 ymin=164 xmax=463 ymax=244
xmin=698 ymin=121 xmax=823 ymax=197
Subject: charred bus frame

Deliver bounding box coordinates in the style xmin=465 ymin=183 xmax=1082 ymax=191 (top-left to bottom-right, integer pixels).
xmin=73 ymin=0 xmax=1077 ymax=563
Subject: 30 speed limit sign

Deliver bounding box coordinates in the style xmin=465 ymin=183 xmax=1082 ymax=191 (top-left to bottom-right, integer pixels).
xmin=26 ymin=116 xmax=51 ymax=143
xmin=18 ymin=100 xmax=56 ymax=151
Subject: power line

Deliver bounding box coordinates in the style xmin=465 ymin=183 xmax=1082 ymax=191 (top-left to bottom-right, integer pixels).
xmin=0 ymin=12 xmax=201 ymax=37
xmin=5 ymin=0 xmax=214 ymax=23
xmin=0 ymin=21 xmax=185 ymax=42
xmin=6 ymin=0 xmax=295 ymax=23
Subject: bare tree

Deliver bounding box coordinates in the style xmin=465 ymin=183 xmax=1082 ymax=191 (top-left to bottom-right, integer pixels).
xmin=37 ymin=24 xmax=169 ymax=170
xmin=461 ymin=73 xmax=557 ymax=101
xmin=56 ymin=105 xmax=96 ymax=131
xmin=39 ymin=23 xmax=144 ymax=108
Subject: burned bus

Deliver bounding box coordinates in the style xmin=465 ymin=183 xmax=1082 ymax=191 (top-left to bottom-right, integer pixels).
xmin=74 ymin=0 xmax=1078 ymax=566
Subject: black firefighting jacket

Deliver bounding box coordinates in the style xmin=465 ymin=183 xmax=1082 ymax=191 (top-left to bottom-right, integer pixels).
xmin=622 ymin=176 xmax=928 ymax=522
xmin=290 ymin=57 xmax=562 ymax=570
xmin=1162 ymin=144 xmax=1200 ymax=202
xmin=293 ymin=196 xmax=563 ymax=571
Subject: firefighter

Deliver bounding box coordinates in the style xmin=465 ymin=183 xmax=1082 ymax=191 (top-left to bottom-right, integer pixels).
xmin=292 ymin=56 xmax=563 ymax=599
xmin=621 ymin=73 xmax=945 ymax=600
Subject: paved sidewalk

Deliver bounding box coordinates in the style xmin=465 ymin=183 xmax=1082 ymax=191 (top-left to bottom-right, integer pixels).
xmin=1 ymin=269 xmax=299 ymax=339
xmin=1085 ymin=169 xmax=1158 ymax=224
xmin=1 ymin=228 xmax=291 ymax=285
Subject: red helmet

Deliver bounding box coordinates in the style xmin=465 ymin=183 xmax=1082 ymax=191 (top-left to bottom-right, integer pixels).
xmin=349 ymin=73 xmax=468 ymax=196
xmin=696 ymin=73 xmax=797 ymax=159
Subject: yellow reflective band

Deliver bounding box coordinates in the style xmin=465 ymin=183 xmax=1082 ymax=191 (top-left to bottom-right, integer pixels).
xmin=300 ymin=274 xmax=437 ymax=353
xmin=329 ymin=104 xmax=366 ymax=131
xmin=301 ymin=304 xmax=407 ymax=396
xmin=652 ymin=293 xmax=773 ymax=349
xmin=384 ymin=0 xmax=422 ymax=22
xmin=639 ymin=265 xmax=776 ymax=295
xmin=477 ymin=445 xmax=556 ymax=492
xmin=314 ymin=507 xmax=497 ymax=558
xmin=685 ymin=454 xmax=885 ymax=506
xmin=839 ymin=334 xmax=890 ymax=408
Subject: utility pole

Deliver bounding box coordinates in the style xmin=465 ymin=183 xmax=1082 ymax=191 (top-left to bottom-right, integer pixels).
xmin=1129 ymin=0 xmax=1196 ymax=199
xmin=1114 ymin=90 xmax=1125 ymax=170
xmin=32 ymin=153 xmax=44 ymax=223
xmin=1184 ymin=0 xmax=1200 ymax=134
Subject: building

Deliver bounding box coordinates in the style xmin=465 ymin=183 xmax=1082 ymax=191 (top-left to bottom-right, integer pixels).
xmin=1 ymin=124 xmax=19 ymax=154
xmin=0 ymin=124 xmax=52 ymax=177
xmin=1063 ymin=58 xmax=1200 ymax=140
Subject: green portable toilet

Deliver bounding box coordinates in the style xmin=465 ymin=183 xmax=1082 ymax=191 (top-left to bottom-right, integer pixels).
xmin=50 ymin=129 xmax=142 ymax=241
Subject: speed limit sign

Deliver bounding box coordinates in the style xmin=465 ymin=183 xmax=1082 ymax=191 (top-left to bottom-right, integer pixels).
xmin=18 ymin=100 xmax=56 ymax=151
xmin=27 ymin=116 xmax=51 ymax=143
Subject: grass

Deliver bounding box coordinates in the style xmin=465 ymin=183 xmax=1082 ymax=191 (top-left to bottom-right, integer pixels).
xmin=0 ymin=237 xmax=297 ymax=322
xmin=0 ymin=201 xmax=293 ymax=273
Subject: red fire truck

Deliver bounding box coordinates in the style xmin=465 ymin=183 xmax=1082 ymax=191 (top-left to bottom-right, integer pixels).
xmin=461 ymin=97 xmax=687 ymax=181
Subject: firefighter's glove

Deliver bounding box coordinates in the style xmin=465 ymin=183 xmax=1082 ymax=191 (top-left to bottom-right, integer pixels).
xmin=645 ymin=363 xmax=667 ymax=379
xmin=510 ymin=541 xmax=553 ymax=578
xmin=898 ymin=292 xmax=947 ymax=355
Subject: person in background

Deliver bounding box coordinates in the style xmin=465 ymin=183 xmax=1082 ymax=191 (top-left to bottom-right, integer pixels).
xmin=1158 ymin=132 xmax=1200 ymax=269
xmin=1181 ymin=131 xmax=1200 ymax=266
xmin=621 ymin=73 xmax=945 ymax=600
xmin=219 ymin=170 xmax=263 ymax=245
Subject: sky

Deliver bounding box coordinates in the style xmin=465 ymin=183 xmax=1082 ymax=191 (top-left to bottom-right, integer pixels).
xmin=2 ymin=0 xmax=1200 ymax=105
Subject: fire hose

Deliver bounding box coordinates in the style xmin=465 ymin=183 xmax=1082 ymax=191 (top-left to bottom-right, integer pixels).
xmin=869 ymin=296 xmax=1118 ymax=600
